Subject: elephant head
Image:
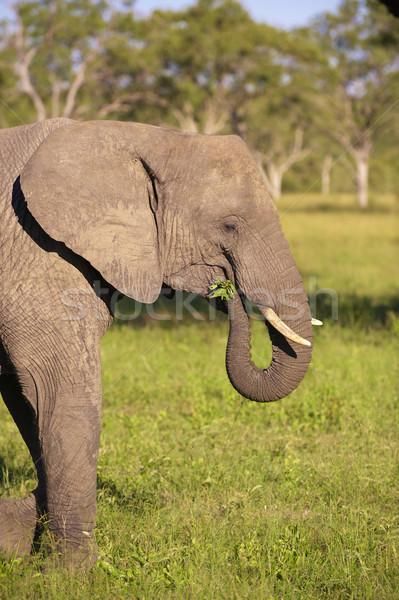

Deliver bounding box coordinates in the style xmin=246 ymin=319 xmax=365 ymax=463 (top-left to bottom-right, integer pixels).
xmin=20 ymin=120 xmax=312 ymax=403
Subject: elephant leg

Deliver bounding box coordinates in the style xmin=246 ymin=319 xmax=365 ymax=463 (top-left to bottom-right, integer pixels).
xmin=0 ymin=371 xmax=45 ymax=558
xmin=34 ymin=350 xmax=103 ymax=569
xmin=41 ymin=394 xmax=102 ymax=567
xmin=1 ymin=344 xmax=102 ymax=568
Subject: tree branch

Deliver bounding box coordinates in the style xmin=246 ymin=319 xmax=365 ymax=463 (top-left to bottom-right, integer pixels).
xmin=251 ymin=150 xmax=273 ymax=194
xmin=173 ymin=98 xmax=228 ymax=134
xmin=50 ymin=75 xmax=62 ymax=119
xmin=14 ymin=16 xmax=47 ymax=121
xmin=172 ymin=102 xmax=198 ymax=132
xmin=62 ymin=55 xmax=90 ymax=118
xmin=95 ymin=92 xmax=168 ymax=120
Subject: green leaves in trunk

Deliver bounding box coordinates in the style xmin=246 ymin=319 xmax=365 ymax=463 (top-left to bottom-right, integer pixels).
xmin=209 ymin=278 xmax=236 ymax=301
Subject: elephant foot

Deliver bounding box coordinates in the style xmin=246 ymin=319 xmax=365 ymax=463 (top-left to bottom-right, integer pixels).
xmin=0 ymin=493 xmax=38 ymax=558
xmin=43 ymin=537 xmax=99 ymax=571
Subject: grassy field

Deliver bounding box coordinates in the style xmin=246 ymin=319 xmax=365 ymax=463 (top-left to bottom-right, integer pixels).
xmin=1 ymin=193 xmax=398 ymax=599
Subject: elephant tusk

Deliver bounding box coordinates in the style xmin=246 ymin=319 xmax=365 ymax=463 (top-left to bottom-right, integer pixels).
xmin=261 ymin=307 xmax=312 ymax=347
xmin=311 ymin=318 xmax=323 ymax=326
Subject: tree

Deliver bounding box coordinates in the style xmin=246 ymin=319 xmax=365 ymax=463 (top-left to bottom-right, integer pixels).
xmin=251 ymin=125 xmax=310 ymax=199
xmin=135 ymin=0 xmax=280 ymax=133
xmin=0 ymin=0 xmax=111 ymax=123
xmin=0 ymin=0 xmax=166 ymax=125
xmin=241 ymin=27 xmax=324 ymax=199
xmin=310 ymin=0 xmax=399 ymax=207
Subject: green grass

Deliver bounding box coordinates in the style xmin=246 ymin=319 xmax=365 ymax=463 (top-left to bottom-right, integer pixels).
xmin=1 ymin=193 xmax=398 ymax=598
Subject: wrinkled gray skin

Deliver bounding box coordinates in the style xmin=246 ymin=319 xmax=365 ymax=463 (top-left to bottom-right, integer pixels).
xmin=0 ymin=119 xmax=312 ymax=567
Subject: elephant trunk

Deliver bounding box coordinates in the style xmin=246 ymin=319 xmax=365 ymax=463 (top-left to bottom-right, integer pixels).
xmin=225 ymin=281 xmax=313 ymax=403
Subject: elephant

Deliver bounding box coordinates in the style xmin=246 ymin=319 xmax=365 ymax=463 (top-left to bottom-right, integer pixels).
xmin=0 ymin=118 xmax=313 ymax=567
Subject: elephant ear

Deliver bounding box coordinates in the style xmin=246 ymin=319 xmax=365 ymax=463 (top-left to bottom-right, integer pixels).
xmin=20 ymin=121 xmax=163 ymax=303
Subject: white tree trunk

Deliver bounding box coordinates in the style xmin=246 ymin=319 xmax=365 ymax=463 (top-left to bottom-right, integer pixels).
xmin=252 ymin=128 xmax=310 ymax=200
xmin=356 ymin=157 xmax=368 ymax=209
xmin=14 ymin=16 xmax=47 ymax=121
xmin=321 ymin=154 xmax=333 ymax=195
xmin=267 ymin=163 xmax=283 ymax=200
xmin=352 ymin=140 xmax=372 ymax=209
xmin=172 ymin=99 xmax=228 ymax=135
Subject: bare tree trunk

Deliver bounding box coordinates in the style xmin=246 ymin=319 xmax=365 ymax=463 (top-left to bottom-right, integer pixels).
xmin=252 ymin=151 xmax=273 ymax=195
xmin=253 ymin=128 xmax=310 ymax=200
xmin=172 ymin=102 xmax=198 ymax=132
xmin=321 ymin=154 xmax=333 ymax=195
xmin=12 ymin=3 xmax=103 ymax=122
xmin=351 ymin=139 xmax=372 ymax=209
xmin=266 ymin=162 xmax=283 ymax=200
xmin=15 ymin=19 xmax=47 ymax=121
xmin=355 ymin=155 xmax=368 ymax=209
xmin=172 ymin=98 xmax=228 ymax=135
xmin=51 ymin=77 xmax=61 ymax=119
xmin=63 ymin=57 xmax=91 ymax=118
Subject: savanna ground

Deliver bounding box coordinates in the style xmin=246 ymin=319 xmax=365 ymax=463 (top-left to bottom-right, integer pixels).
xmin=1 ymin=193 xmax=398 ymax=599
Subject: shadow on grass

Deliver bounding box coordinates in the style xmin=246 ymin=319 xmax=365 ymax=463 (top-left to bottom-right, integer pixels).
xmin=290 ymin=203 xmax=398 ymax=214
xmin=313 ymin=294 xmax=399 ymax=329
xmin=112 ymin=291 xmax=227 ymax=329
xmin=112 ymin=291 xmax=399 ymax=331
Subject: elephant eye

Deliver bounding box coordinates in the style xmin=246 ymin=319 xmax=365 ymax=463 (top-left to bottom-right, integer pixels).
xmin=223 ymin=222 xmax=237 ymax=233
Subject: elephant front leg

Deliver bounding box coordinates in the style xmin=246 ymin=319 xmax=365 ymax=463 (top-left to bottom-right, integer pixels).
xmin=40 ymin=394 xmax=102 ymax=568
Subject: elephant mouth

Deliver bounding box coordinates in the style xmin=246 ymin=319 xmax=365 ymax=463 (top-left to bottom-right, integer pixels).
xmin=209 ymin=265 xmax=319 ymax=349
xmin=210 ymin=270 xmax=313 ymax=348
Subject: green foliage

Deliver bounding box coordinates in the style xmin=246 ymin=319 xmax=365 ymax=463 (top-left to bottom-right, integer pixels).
xmin=1 ymin=193 xmax=398 ymax=597
xmin=209 ymin=278 xmax=236 ymax=301
xmin=0 ymin=0 xmax=398 ymax=197
xmin=303 ymin=0 xmax=399 ymax=206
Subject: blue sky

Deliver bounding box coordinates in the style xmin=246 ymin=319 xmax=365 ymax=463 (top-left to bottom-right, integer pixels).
xmin=134 ymin=0 xmax=341 ymax=28
xmin=0 ymin=0 xmax=341 ymax=28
